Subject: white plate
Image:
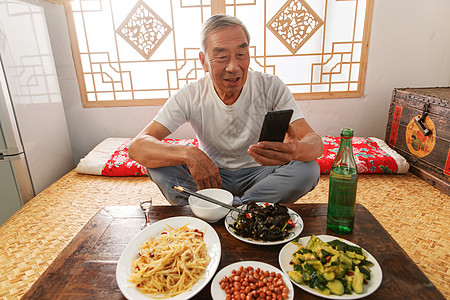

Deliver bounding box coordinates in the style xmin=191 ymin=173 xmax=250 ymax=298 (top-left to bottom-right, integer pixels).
xmin=225 ymin=202 xmax=303 ymax=245
xmin=279 ymin=235 xmax=383 ymax=299
xmin=210 ymin=261 xmax=294 ymax=300
xmin=116 ymin=216 xmax=221 ymax=300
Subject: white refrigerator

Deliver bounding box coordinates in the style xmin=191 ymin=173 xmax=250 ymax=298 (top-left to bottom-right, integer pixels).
xmin=0 ymin=0 xmax=74 ymax=225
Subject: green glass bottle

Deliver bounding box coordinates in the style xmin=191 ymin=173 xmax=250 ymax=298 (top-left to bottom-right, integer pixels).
xmin=327 ymin=128 xmax=358 ymax=234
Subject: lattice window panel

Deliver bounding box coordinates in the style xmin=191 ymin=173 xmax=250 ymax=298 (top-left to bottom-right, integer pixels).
xmin=65 ymin=0 xmax=374 ymax=107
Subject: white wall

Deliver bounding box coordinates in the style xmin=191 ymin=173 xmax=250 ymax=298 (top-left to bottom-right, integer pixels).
xmin=35 ymin=0 xmax=450 ymax=164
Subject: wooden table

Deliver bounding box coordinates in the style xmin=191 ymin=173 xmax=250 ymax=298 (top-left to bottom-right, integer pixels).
xmin=22 ymin=203 xmax=444 ymax=299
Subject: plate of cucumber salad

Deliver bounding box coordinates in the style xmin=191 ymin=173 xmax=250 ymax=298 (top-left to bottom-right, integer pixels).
xmin=279 ymin=235 xmax=382 ymax=299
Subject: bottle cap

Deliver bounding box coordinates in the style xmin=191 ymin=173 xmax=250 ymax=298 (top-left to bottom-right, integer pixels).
xmin=340 ymin=128 xmax=354 ymax=138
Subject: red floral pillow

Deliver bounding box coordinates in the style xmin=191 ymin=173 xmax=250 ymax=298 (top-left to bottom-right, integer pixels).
xmin=317 ymin=136 xmax=399 ymax=174
xmin=83 ymin=136 xmax=405 ymax=176
xmin=101 ymin=138 xmax=199 ymax=176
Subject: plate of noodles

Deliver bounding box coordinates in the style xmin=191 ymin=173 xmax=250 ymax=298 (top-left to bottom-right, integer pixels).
xmin=116 ymin=216 xmax=221 ymax=300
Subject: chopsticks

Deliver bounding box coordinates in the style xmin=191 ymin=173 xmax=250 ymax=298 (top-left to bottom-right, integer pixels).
xmin=172 ymin=185 xmax=244 ymax=213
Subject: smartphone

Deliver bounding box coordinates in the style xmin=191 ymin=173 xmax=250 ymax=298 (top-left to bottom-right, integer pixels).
xmin=258 ymin=109 xmax=294 ymax=142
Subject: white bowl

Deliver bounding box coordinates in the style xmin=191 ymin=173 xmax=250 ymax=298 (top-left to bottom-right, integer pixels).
xmin=189 ymin=188 xmax=233 ymax=223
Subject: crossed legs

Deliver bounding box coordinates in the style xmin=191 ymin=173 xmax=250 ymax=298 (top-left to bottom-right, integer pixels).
xmin=147 ymin=160 xmax=320 ymax=206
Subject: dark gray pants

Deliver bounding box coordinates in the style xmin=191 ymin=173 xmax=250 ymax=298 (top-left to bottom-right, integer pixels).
xmin=147 ymin=160 xmax=320 ymax=205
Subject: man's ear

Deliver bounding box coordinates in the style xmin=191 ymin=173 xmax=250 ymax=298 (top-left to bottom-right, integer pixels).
xmin=199 ymin=51 xmax=209 ymax=72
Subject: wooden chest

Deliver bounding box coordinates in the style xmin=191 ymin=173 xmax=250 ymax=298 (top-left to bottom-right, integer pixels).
xmin=385 ymin=87 xmax=450 ymax=195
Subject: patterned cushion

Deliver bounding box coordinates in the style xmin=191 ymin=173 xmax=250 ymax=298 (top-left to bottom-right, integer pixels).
xmin=76 ymin=137 xmax=408 ymax=176
xmin=101 ymin=138 xmax=198 ymax=176
xmin=318 ymin=136 xmax=402 ymax=174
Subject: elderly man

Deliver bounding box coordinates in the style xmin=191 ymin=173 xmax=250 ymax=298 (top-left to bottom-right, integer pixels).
xmin=129 ymin=14 xmax=323 ymax=205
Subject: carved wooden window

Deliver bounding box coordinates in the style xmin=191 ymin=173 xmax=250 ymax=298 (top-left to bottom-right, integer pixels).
xmin=65 ymin=0 xmax=374 ymax=108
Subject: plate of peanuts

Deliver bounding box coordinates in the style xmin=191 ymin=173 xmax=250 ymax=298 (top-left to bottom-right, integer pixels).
xmin=210 ymin=261 xmax=294 ymax=300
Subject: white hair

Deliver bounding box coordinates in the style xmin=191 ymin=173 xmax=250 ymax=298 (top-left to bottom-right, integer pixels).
xmin=200 ymin=14 xmax=250 ymax=52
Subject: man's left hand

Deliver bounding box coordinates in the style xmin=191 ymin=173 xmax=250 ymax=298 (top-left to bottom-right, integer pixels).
xmin=247 ymin=125 xmax=298 ymax=166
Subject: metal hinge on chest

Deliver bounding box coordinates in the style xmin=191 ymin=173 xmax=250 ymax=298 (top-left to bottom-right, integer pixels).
xmin=414 ymin=102 xmax=431 ymax=136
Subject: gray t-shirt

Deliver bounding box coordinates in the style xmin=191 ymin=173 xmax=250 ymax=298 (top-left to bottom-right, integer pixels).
xmin=154 ymin=71 xmax=303 ymax=170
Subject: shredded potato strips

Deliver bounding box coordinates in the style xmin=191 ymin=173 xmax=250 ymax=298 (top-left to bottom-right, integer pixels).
xmin=128 ymin=224 xmax=210 ymax=298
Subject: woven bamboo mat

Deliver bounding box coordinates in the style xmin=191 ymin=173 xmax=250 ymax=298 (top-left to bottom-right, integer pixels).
xmin=0 ymin=170 xmax=448 ymax=299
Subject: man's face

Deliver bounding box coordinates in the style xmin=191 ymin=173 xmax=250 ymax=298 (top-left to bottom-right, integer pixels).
xmin=199 ymin=26 xmax=250 ymax=104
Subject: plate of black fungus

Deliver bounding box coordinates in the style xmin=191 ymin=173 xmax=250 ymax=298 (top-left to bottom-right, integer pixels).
xmin=225 ymin=201 xmax=303 ymax=245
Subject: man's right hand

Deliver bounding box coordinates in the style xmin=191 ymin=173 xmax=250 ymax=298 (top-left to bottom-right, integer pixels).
xmin=185 ymin=146 xmax=222 ymax=190
xmin=130 ymin=120 xmax=222 ymax=190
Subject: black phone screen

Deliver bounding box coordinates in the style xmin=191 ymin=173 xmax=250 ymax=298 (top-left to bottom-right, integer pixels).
xmin=258 ymin=109 xmax=294 ymax=142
